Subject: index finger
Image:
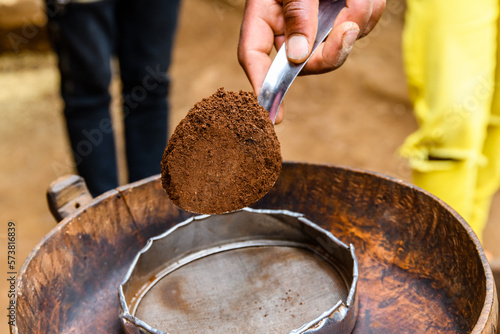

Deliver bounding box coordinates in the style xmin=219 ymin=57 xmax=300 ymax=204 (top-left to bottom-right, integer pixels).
xmin=238 ymin=0 xmax=284 ymax=94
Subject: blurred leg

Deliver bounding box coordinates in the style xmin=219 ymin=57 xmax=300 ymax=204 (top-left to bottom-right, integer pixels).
xmin=474 ymin=13 xmax=500 ymax=236
xmin=116 ymin=0 xmax=181 ymax=183
xmin=47 ymin=0 xmax=119 ymax=196
xmin=401 ymin=0 xmax=499 ymax=238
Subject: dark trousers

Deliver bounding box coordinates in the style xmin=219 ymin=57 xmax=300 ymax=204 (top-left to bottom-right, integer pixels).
xmin=47 ymin=0 xmax=180 ymax=196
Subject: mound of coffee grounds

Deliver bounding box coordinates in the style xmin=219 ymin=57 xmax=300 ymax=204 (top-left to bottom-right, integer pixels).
xmin=161 ymin=88 xmax=282 ymax=214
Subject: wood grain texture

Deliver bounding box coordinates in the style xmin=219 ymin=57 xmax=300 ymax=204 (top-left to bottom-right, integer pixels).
xmin=11 ymin=163 xmax=497 ymax=333
xmin=254 ymin=163 xmax=497 ymax=333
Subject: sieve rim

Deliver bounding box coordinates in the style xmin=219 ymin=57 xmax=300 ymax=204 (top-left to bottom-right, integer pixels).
xmin=119 ymin=208 xmax=358 ymax=334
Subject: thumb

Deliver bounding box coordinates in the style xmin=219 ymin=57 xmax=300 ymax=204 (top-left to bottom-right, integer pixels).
xmin=282 ymin=0 xmax=319 ymax=63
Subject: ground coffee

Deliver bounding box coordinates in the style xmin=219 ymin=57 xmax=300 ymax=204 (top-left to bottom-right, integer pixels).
xmin=161 ymin=88 xmax=282 ymax=214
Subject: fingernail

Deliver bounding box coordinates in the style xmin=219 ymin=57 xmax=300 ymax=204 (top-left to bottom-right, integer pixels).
xmin=342 ymin=29 xmax=359 ymax=53
xmin=287 ymin=35 xmax=309 ymax=62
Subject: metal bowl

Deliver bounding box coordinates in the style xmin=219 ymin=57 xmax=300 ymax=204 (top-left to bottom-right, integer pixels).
xmin=119 ymin=208 xmax=358 ymax=334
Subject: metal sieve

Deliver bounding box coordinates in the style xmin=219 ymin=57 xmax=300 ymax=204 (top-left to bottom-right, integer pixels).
xmin=119 ymin=208 xmax=358 ymax=334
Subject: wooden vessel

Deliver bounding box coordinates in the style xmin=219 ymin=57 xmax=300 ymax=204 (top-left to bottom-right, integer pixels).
xmin=11 ymin=162 xmax=498 ymax=333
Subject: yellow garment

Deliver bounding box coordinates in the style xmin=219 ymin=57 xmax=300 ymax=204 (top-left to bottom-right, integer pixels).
xmin=400 ymin=0 xmax=500 ymax=240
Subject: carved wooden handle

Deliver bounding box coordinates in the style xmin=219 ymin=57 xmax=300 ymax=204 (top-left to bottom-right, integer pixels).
xmin=46 ymin=175 xmax=93 ymax=222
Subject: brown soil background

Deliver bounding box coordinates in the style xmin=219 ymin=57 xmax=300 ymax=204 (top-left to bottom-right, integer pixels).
xmin=1 ymin=0 xmax=499 ymax=333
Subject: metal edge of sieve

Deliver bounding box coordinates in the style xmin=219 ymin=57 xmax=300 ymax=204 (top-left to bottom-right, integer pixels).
xmin=118 ymin=208 xmax=359 ymax=334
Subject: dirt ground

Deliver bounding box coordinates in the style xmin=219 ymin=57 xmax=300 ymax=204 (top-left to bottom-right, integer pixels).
xmin=1 ymin=0 xmax=500 ymax=333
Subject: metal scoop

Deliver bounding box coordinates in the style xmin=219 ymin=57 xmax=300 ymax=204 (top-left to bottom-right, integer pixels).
xmin=257 ymin=0 xmax=347 ymax=123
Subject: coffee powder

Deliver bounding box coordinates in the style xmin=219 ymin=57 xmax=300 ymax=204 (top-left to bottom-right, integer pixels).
xmin=161 ymin=88 xmax=282 ymax=214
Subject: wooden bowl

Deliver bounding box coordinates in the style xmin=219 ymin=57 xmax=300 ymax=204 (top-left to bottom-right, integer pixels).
xmin=11 ymin=162 xmax=497 ymax=333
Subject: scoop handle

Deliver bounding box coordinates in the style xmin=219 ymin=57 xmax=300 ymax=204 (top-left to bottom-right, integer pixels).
xmin=257 ymin=0 xmax=347 ymax=124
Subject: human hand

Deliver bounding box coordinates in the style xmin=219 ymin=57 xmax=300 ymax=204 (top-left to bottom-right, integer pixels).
xmin=238 ymin=0 xmax=386 ymax=123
